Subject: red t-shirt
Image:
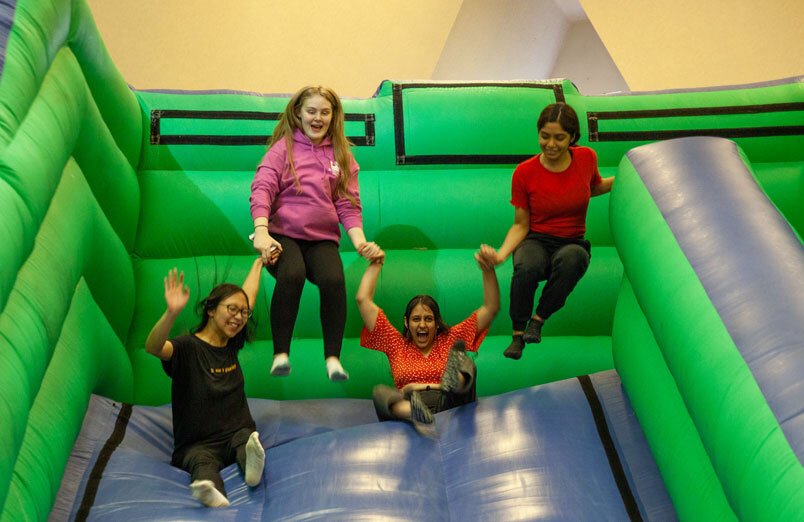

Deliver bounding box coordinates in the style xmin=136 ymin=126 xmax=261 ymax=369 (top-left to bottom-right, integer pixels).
xmin=360 ymin=309 xmax=488 ymax=389
xmin=511 ymin=146 xmax=602 ymax=238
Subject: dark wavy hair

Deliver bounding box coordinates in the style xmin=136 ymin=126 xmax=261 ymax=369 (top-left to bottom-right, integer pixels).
xmin=191 ymin=283 xmax=254 ymax=345
xmin=401 ymin=295 xmax=450 ymax=341
xmin=537 ymin=102 xmax=581 ymax=146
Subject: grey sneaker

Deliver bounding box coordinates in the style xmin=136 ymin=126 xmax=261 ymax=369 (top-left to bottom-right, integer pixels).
xmin=441 ymin=340 xmax=468 ymax=392
xmin=409 ymin=391 xmax=437 ymax=438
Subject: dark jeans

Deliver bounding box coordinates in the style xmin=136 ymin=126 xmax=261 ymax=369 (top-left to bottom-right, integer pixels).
xmin=510 ymin=232 xmax=591 ymax=331
xmin=267 ymin=235 xmax=346 ymax=359
xmin=175 ymin=428 xmax=252 ymax=497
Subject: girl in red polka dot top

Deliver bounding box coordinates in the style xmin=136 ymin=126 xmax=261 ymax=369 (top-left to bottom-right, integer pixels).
xmin=357 ymin=247 xmax=500 ymax=435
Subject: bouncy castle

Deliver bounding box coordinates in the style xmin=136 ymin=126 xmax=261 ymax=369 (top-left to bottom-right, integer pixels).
xmin=0 ymin=1 xmax=802 ymax=520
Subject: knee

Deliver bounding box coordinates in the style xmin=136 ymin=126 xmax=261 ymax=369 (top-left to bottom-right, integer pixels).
xmin=553 ymin=246 xmax=590 ymax=275
xmin=276 ymin=265 xmax=306 ymax=289
xmin=184 ymin=449 xmax=220 ymax=471
xmin=373 ymin=384 xmax=404 ymax=420
xmin=316 ymin=270 xmax=345 ymax=292
xmin=513 ymin=257 xmax=548 ymax=281
xmin=373 ymin=384 xmax=400 ymax=400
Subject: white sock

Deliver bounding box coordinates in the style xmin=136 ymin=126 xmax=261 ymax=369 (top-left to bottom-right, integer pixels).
xmin=190 ymin=479 xmax=229 ymax=508
xmin=245 ymin=431 xmax=265 ymax=487
xmin=270 ymin=353 xmax=291 ymax=376
xmin=326 ymin=358 xmax=349 ymax=381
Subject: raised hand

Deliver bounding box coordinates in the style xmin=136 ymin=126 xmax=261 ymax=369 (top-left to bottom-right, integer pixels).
xmin=253 ymin=229 xmax=283 ymax=265
xmin=475 ymin=244 xmax=500 ymax=270
xmin=358 ymin=241 xmax=384 ymax=262
xmin=164 ymin=268 xmax=191 ymax=315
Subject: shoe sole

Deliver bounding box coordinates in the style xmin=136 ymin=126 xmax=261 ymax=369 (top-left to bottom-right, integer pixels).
xmin=328 ymin=371 xmax=349 ymax=382
xmin=271 ymin=363 xmax=291 ymax=376
xmin=409 ymin=392 xmax=436 ymax=437
xmin=441 ymin=348 xmax=467 ymax=392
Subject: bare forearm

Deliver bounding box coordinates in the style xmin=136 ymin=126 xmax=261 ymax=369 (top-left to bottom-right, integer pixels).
xmin=346 ymin=227 xmax=367 ymax=250
xmin=497 ymin=223 xmax=529 ymax=261
xmin=241 ymin=257 xmax=264 ymax=307
xmin=145 ymin=310 xmax=178 ymax=356
xmin=356 ymin=261 xmax=382 ymax=330
xmin=592 ymin=177 xmax=614 ymax=196
xmin=476 ymin=266 xmax=500 ymax=330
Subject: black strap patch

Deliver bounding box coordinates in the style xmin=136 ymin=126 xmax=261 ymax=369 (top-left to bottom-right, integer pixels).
xmin=587 ymin=102 xmax=804 ymax=142
xmin=150 ymin=109 xmax=376 ymax=147
xmin=578 ymin=375 xmax=643 ymax=521
xmin=75 ymin=402 xmax=133 ymax=521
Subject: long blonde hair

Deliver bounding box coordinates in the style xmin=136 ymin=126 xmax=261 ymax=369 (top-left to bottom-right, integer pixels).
xmin=269 ymin=86 xmax=357 ymax=206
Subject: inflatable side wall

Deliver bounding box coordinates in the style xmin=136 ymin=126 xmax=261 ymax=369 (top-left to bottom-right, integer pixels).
xmin=0 ymin=0 xmax=802 ymax=519
xmin=611 ymin=137 xmax=804 ymax=520
xmin=0 ymin=0 xmax=140 ymax=518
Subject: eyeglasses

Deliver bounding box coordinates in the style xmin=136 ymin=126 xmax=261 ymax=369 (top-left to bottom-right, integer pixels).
xmin=220 ymin=303 xmax=253 ymax=318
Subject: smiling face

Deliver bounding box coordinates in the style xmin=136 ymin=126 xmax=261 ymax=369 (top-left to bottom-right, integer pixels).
xmin=208 ymin=292 xmax=250 ymax=339
xmin=296 ymin=94 xmax=333 ymax=145
xmin=404 ymin=303 xmax=437 ymax=351
xmin=538 ymin=121 xmax=572 ymax=163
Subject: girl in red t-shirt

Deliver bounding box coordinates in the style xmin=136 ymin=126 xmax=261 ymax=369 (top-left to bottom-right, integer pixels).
xmin=357 ymin=248 xmax=500 ymax=436
xmin=484 ymin=103 xmax=613 ymax=359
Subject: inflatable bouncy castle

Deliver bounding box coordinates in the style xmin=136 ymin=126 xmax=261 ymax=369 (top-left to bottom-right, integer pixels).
xmin=0 ymin=1 xmax=802 ymax=520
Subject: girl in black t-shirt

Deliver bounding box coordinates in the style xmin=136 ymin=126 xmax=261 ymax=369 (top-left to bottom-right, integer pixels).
xmin=145 ymin=258 xmax=266 ymax=508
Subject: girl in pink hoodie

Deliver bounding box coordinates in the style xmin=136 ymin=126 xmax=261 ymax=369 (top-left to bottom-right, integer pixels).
xmin=250 ymin=85 xmax=382 ymax=381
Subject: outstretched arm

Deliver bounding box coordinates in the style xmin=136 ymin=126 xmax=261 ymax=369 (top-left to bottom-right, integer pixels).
xmin=241 ymin=257 xmax=264 ymax=310
xmin=489 ymin=206 xmax=530 ymax=265
xmin=145 ymin=268 xmax=190 ymax=361
xmin=356 ymin=251 xmax=385 ymax=332
xmin=591 ymin=176 xmax=614 ymax=197
xmin=474 ymin=245 xmax=500 ymax=331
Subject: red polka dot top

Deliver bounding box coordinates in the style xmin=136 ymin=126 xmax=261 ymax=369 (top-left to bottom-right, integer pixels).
xmin=360 ymin=309 xmax=488 ymax=389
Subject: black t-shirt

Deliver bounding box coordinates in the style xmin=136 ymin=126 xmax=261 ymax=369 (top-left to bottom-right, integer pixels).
xmin=162 ymin=334 xmax=256 ymax=460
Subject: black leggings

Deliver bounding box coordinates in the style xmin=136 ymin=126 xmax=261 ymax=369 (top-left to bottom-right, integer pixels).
xmin=510 ymin=232 xmax=591 ymax=331
xmin=267 ymin=235 xmax=346 ymax=359
xmin=175 ymin=427 xmax=252 ymax=497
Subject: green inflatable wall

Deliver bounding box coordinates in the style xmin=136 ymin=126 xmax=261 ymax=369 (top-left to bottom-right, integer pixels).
xmin=0 ymin=0 xmax=801 ymax=519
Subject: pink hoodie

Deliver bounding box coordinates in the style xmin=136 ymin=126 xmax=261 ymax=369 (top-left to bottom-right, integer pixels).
xmin=249 ymin=129 xmax=362 ymax=243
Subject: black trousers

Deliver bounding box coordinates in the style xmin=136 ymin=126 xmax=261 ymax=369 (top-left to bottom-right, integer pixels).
xmin=509 ymin=232 xmax=591 ymax=331
xmin=176 ymin=427 xmax=252 ymax=497
xmin=267 ymin=235 xmax=346 ymax=359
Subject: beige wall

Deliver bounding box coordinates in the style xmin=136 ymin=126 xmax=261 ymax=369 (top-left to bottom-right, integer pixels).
xmin=86 ymin=0 xmax=463 ymax=97
xmin=580 ymin=0 xmax=804 ymax=90
xmin=86 ymin=1 xmax=802 ymax=97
